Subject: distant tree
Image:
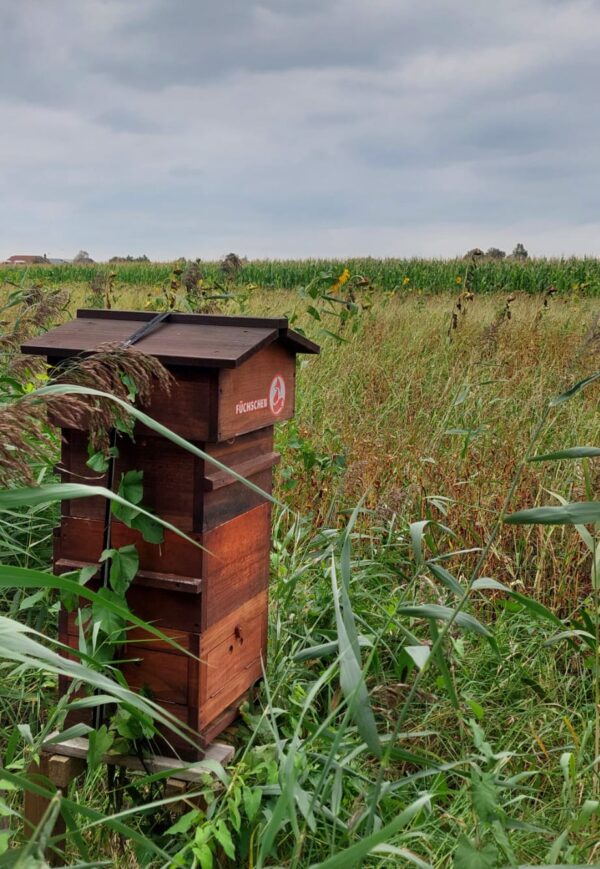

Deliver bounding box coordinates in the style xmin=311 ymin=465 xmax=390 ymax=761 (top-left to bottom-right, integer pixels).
xmin=463 ymin=247 xmax=484 ymax=261
xmin=486 ymin=247 xmax=506 ymax=260
xmin=73 ymin=250 xmax=94 ymax=264
xmin=512 ymin=243 xmax=528 ymax=260
xmin=109 ymin=254 xmax=149 ymax=263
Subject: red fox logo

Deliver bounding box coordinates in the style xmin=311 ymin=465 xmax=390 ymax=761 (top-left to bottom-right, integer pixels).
xmin=269 ymin=375 xmax=286 ymax=415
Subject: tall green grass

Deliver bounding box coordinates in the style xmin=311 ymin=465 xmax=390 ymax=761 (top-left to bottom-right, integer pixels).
xmin=1 ymin=283 xmax=600 ymax=864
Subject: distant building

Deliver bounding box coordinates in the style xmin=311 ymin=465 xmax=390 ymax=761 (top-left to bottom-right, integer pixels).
xmin=5 ymin=254 xmax=47 ymax=264
xmin=47 ymin=258 xmax=69 ymax=265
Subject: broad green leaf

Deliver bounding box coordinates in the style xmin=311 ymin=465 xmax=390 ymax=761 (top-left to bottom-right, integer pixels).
xmin=471 ymin=770 xmax=500 ymax=823
xmin=213 ymin=820 xmax=235 ymax=859
xmin=92 ymin=587 xmax=128 ymax=641
xmin=308 ymin=794 xmax=430 ymax=868
xmin=165 ymin=808 xmax=203 ymax=836
xmin=453 ymin=835 xmax=497 ymax=869
xmin=118 ymin=471 xmax=143 ymax=505
xmin=100 ymin=545 xmax=139 ymax=597
xmin=572 ymin=799 xmax=600 ymax=832
xmin=529 ymin=446 xmax=600 ymax=462
xmin=87 ymin=724 xmax=114 ymax=770
xmin=243 ymin=786 xmax=262 ymax=821
xmin=194 ymin=842 xmax=214 ymax=869
xmin=86 ymin=450 xmax=110 ymax=473
xmin=505 ymin=502 xmax=600 ymax=526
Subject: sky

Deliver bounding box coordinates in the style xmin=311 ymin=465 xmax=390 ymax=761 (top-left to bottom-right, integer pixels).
xmin=1 ymin=0 xmax=599 ymax=261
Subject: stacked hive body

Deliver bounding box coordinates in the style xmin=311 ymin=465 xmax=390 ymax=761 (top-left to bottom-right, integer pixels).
xmin=22 ymin=310 xmax=318 ymax=758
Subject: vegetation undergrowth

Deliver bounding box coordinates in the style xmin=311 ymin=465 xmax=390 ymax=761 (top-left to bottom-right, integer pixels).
xmin=0 ymin=265 xmax=599 ymax=866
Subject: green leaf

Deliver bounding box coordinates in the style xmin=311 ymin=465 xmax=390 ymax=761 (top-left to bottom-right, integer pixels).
xmin=87 ymin=724 xmax=114 ymax=770
xmin=471 ymin=578 xmax=564 ymax=628
xmin=243 ymin=786 xmax=262 ymax=821
xmin=453 ymin=835 xmax=497 ymax=869
xmin=544 ymin=629 xmax=595 ymax=646
xmin=467 ymin=698 xmax=485 ymax=720
xmin=130 ymin=512 xmax=164 ymax=544
xmin=112 ymin=706 xmax=155 ymax=741
xmin=471 ymin=769 xmax=501 ymax=823
xmin=92 ymin=587 xmax=128 ymax=641
xmin=529 ymin=446 xmax=600 ymax=462
xmin=397 ymin=604 xmax=493 ymax=639
xmin=505 ymin=501 xmax=600 ymax=526
xmin=194 ymin=843 xmax=214 ymax=869
xmin=405 ymin=645 xmax=430 ymax=670
xmin=331 ymin=556 xmax=381 ymax=757
xmin=308 ymin=794 xmax=430 ymax=869
xmin=86 ymin=450 xmax=110 ymax=473
xmin=213 ymin=820 xmax=235 ymax=860
xmin=549 ymin=371 xmax=600 ymax=406
xmin=166 ymin=808 xmax=203 ymax=836
xmin=426 ymin=562 xmax=464 ymax=597
xmin=119 ymin=470 xmax=144 ymax=505
xmin=100 ymin=545 xmax=139 ymax=596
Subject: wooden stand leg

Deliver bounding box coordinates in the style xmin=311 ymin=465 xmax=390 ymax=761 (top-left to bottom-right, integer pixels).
xmin=24 ymin=753 xmax=85 ymax=866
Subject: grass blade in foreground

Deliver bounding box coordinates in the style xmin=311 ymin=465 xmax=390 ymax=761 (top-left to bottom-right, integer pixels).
xmin=308 ymin=793 xmax=431 ymax=868
xmin=33 ymin=383 xmax=279 ymax=506
xmin=331 ymin=555 xmax=381 ymax=758
xmin=505 ymin=502 xmax=600 ymax=525
xmin=0 ymin=482 xmax=201 ymax=547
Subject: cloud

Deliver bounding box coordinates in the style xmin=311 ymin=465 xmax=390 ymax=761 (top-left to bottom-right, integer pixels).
xmin=1 ymin=0 xmax=599 ymax=259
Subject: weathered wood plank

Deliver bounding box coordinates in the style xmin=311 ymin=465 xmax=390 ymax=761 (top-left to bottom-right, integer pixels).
xmin=40 ymin=735 xmax=234 ymax=780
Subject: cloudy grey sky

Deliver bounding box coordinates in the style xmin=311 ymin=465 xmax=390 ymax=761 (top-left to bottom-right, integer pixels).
xmin=1 ymin=0 xmax=598 ymax=261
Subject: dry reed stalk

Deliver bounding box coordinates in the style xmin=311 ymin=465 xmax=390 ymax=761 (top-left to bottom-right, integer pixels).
xmin=0 ymin=346 xmax=174 ymax=484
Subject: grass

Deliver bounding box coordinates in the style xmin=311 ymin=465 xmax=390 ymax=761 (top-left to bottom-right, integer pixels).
xmin=1 ymin=264 xmax=600 ymax=866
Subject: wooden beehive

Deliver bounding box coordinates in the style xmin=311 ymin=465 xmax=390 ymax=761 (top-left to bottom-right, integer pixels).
xmin=22 ymin=310 xmax=319 ymax=757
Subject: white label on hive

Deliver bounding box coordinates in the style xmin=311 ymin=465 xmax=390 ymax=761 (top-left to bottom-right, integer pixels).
xmin=234 ymin=375 xmax=286 ymax=416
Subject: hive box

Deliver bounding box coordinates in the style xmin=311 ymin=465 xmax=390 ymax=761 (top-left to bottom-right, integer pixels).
xmin=22 ymin=309 xmax=319 ymax=756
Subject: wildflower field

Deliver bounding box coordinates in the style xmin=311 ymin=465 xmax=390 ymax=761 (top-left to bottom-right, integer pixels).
xmin=1 ymin=258 xmax=600 ymax=867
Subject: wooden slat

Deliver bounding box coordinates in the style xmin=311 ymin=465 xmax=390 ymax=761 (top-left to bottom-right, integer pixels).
xmin=203 ymin=451 xmax=280 ymax=491
xmin=55 ymin=559 xmax=202 ymax=593
xmin=76 ymin=309 xmax=289 ymax=329
xmin=40 ymin=735 xmax=234 ymax=779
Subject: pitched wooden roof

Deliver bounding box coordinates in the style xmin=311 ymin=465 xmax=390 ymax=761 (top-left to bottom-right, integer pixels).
xmin=21 ymin=309 xmax=319 ymax=368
